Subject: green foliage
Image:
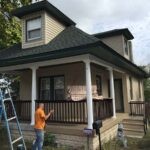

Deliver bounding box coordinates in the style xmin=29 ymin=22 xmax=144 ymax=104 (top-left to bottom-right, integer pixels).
xmin=144 ymin=78 xmax=150 ymax=101
xmin=44 ymin=132 xmax=56 ymax=147
xmin=0 ymin=0 xmax=31 ymax=50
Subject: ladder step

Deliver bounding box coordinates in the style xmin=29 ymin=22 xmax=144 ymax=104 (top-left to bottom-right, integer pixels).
xmin=12 ymin=136 xmax=23 ymax=144
xmin=7 ymin=116 xmax=16 ymax=122
xmin=3 ymin=98 xmax=11 ymax=102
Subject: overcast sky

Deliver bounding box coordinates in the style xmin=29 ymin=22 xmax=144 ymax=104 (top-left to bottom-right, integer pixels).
xmin=49 ymin=0 xmax=150 ymax=66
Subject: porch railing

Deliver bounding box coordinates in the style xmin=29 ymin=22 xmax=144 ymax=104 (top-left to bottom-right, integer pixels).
xmin=129 ymin=101 xmax=150 ymax=118
xmin=93 ymin=98 xmax=113 ymax=120
xmin=36 ymin=100 xmax=87 ymax=124
xmin=5 ymin=100 xmax=31 ymax=121
xmin=7 ymin=98 xmax=113 ymax=124
xmin=129 ymin=101 xmax=145 ymax=116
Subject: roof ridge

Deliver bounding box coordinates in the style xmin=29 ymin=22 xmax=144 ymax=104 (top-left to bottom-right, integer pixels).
xmin=71 ymin=26 xmax=100 ymax=42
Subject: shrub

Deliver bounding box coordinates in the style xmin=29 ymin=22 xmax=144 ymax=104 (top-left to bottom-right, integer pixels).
xmin=44 ymin=132 xmax=56 ymax=147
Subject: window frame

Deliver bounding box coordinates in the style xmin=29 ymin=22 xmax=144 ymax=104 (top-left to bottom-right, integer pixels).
xmin=96 ymin=75 xmax=102 ymax=96
xmin=39 ymin=77 xmax=51 ymax=100
xmin=39 ymin=75 xmax=65 ymax=101
xmin=129 ymin=76 xmax=133 ymax=100
xmin=124 ymin=38 xmax=129 ymax=55
xmin=26 ymin=16 xmax=42 ymax=42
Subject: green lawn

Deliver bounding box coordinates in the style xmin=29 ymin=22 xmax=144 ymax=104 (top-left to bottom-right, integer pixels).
xmin=1 ymin=125 xmax=150 ymax=150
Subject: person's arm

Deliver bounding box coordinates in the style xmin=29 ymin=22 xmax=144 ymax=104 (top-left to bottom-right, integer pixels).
xmin=45 ymin=109 xmax=54 ymax=120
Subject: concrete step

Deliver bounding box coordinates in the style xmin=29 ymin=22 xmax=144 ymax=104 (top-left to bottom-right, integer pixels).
xmin=122 ymin=118 xmax=145 ymax=138
xmin=123 ymin=123 xmax=145 ymax=130
xmin=123 ymin=119 xmax=144 ymax=124
xmin=124 ymin=128 xmax=144 ymax=138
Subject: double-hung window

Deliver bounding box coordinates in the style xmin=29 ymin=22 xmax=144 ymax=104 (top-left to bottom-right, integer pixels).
xmin=54 ymin=76 xmax=65 ymax=100
xmin=96 ymin=75 xmax=102 ymax=95
xmin=40 ymin=78 xmax=50 ymax=100
xmin=26 ymin=17 xmax=41 ymax=41
xmin=39 ymin=76 xmax=65 ymax=100
xmin=124 ymin=38 xmax=129 ymax=55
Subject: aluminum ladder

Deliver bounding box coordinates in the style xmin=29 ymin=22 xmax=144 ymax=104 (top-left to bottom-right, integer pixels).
xmin=0 ymin=82 xmax=26 ymax=150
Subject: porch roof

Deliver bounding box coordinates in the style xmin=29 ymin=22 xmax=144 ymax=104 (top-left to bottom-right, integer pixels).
xmin=0 ymin=26 xmax=148 ymax=78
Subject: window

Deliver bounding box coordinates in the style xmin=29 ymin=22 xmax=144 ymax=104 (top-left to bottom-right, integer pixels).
xmin=26 ymin=17 xmax=41 ymax=41
xmin=40 ymin=78 xmax=50 ymax=100
xmin=124 ymin=38 xmax=129 ymax=55
xmin=129 ymin=77 xmax=133 ymax=100
xmin=39 ymin=76 xmax=65 ymax=100
xmin=54 ymin=77 xmax=65 ymax=100
xmin=138 ymin=80 xmax=141 ymax=98
xmin=96 ymin=75 xmax=102 ymax=95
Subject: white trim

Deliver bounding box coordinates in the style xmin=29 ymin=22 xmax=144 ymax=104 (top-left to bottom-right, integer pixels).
xmin=108 ymin=67 xmax=116 ymax=118
xmin=0 ymin=54 xmax=89 ymax=72
xmin=89 ymin=55 xmax=125 ymax=74
xmin=30 ymin=66 xmax=38 ymax=125
xmin=84 ymin=59 xmax=94 ymax=129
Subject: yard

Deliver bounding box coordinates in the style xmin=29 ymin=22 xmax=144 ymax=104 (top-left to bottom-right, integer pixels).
xmin=0 ymin=125 xmax=150 ymax=150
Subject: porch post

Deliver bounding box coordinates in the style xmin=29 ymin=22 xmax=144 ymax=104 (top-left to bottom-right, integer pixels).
xmin=84 ymin=60 xmax=93 ymax=129
xmin=108 ymin=68 xmax=116 ymax=118
xmin=30 ymin=66 xmax=38 ymax=125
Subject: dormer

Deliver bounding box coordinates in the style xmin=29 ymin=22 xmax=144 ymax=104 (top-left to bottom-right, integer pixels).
xmin=94 ymin=29 xmax=134 ymax=62
xmin=13 ymin=0 xmax=76 ymax=49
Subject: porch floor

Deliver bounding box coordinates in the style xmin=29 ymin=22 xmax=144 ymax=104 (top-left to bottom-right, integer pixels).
xmin=2 ymin=113 xmax=144 ymax=137
xmin=6 ymin=113 xmax=131 ymax=137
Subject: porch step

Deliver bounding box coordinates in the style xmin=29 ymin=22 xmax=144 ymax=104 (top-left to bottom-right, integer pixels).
xmin=123 ymin=123 xmax=144 ymax=130
xmin=124 ymin=128 xmax=145 ymax=138
xmin=122 ymin=118 xmax=145 ymax=138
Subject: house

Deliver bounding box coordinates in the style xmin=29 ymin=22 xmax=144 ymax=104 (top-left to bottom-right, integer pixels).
xmin=0 ymin=0 xmax=149 ymax=149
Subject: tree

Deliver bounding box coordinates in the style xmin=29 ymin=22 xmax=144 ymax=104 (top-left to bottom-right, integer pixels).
xmin=0 ymin=0 xmax=31 ymax=49
xmin=144 ymin=78 xmax=150 ymax=101
xmin=0 ymin=0 xmax=31 ymax=98
xmin=140 ymin=65 xmax=150 ymax=101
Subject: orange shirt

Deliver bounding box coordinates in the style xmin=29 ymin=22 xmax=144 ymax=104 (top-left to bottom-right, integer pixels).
xmin=34 ymin=108 xmax=46 ymax=130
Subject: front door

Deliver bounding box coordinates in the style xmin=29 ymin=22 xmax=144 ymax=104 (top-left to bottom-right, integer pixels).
xmin=114 ymin=79 xmax=124 ymax=112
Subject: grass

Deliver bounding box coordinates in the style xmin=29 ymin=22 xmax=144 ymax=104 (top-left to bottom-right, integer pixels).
xmin=103 ymin=129 xmax=150 ymax=150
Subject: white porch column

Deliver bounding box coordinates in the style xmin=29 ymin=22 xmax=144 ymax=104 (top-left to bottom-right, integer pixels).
xmin=108 ymin=68 xmax=116 ymax=118
xmin=30 ymin=66 xmax=38 ymax=125
xmin=84 ymin=60 xmax=94 ymax=129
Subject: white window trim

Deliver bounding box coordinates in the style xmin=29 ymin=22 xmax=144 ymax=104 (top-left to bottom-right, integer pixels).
xmin=26 ymin=16 xmax=42 ymax=42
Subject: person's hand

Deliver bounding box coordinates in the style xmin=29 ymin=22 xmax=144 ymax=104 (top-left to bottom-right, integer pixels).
xmin=50 ymin=109 xmax=54 ymax=114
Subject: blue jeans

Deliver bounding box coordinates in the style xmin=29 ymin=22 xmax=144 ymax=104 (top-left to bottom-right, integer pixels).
xmin=32 ymin=129 xmax=44 ymax=150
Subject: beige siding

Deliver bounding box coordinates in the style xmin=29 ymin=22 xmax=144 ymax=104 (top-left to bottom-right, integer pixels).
xmin=20 ymin=70 xmax=32 ymax=100
xmin=101 ymin=35 xmax=133 ymax=61
xmin=20 ymin=63 xmax=111 ymax=101
xmin=101 ymin=35 xmax=124 ymax=56
xmin=45 ymin=12 xmax=65 ymax=44
xmin=37 ymin=63 xmax=86 ymax=101
xmin=21 ymin=11 xmax=65 ymax=49
xmin=124 ymin=75 xmax=144 ymax=103
xmin=21 ymin=11 xmax=46 ymax=49
xmin=91 ymin=64 xmax=109 ymax=98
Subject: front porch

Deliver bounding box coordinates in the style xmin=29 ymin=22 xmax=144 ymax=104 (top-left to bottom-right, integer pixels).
xmin=0 ymin=54 xmax=127 ymax=129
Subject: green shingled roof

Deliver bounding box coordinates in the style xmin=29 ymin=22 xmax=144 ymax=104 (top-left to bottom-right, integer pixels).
xmin=0 ymin=26 xmax=99 ymax=60
xmin=0 ymin=26 xmax=148 ymax=78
